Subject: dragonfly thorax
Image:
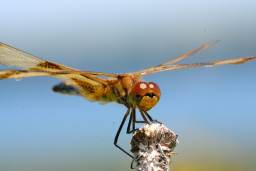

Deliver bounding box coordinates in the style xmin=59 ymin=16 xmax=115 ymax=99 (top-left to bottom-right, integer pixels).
xmin=129 ymin=81 xmax=161 ymax=111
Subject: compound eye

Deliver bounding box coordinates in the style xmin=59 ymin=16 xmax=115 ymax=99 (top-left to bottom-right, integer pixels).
xmin=148 ymin=82 xmax=161 ymax=97
xmin=131 ymin=82 xmax=148 ymax=96
xmin=130 ymin=81 xmax=161 ymax=111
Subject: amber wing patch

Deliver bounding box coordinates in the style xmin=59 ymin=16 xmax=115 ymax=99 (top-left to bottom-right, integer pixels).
xmin=37 ymin=61 xmax=64 ymax=70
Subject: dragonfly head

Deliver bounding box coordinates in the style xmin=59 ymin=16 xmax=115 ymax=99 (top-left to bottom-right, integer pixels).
xmin=130 ymin=81 xmax=161 ymax=111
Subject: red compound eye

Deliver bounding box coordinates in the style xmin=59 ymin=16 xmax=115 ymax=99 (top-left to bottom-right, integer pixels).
xmin=130 ymin=81 xmax=149 ymax=97
xmin=148 ymin=82 xmax=161 ymax=97
xmin=130 ymin=81 xmax=161 ymax=111
xmin=131 ymin=82 xmax=161 ymax=97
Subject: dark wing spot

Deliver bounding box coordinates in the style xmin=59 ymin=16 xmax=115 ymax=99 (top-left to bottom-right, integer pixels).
xmin=0 ymin=70 xmax=28 ymax=79
xmin=0 ymin=72 xmax=14 ymax=79
xmin=37 ymin=61 xmax=63 ymax=70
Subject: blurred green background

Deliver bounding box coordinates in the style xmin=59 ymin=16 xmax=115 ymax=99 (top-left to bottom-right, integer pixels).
xmin=0 ymin=0 xmax=256 ymax=171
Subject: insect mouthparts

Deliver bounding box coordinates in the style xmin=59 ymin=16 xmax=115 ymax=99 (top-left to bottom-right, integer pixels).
xmin=145 ymin=93 xmax=155 ymax=98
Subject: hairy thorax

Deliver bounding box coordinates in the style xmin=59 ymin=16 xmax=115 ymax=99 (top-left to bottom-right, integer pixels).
xmin=104 ymin=74 xmax=141 ymax=106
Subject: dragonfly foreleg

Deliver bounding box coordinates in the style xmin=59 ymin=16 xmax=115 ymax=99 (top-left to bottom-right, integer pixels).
xmin=144 ymin=111 xmax=162 ymax=124
xmin=139 ymin=110 xmax=150 ymax=124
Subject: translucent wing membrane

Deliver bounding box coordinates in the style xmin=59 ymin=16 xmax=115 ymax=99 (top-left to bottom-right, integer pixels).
xmin=133 ymin=41 xmax=256 ymax=76
xmin=163 ymin=40 xmax=219 ymax=65
xmin=0 ymin=42 xmax=117 ymax=102
xmin=0 ymin=70 xmax=52 ymax=79
xmin=134 ymin=56 xmax=256 ymax=75
xmin=0 ymin=42 xmax=118 ymax=77
xmin=0 ymin=42 xmax=74 ymax=71
xmin=0 ymin=43 xmax=41 ymax=68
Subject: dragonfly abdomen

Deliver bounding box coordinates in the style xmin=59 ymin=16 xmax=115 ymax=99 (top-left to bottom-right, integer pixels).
xmin=52 ymin=82 xmax=80 ymax=96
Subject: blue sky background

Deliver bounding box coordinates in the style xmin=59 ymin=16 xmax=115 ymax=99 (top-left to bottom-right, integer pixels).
xmin=0 ymin=1 xmax=256 ymax=171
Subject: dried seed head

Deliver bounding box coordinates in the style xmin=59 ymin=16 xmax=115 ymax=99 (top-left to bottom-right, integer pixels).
xmin=130 ymin=123 xmax=178 ymax=171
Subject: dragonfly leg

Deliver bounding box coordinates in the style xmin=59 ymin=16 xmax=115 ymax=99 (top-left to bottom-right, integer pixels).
xmin=139 ymin=110 xmax=150 ymax=124
xmin=132 ymin=109 xmax=136 ymax=131
xmin=114 ymin=108 xmax=133 ymax=158
xmin=134 ymin=121 xmax=146 ymax=123
xmin=133 ymin=109 xmax=147 ymax=124
xmin=126 ymin=108 xmax=133 ymax=134
xmin=144 ymin=111 xmax=162 ymax=124
xmin=127 ymin=108 xmax=138 ymax=134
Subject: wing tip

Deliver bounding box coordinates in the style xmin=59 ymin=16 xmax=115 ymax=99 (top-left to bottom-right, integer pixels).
xmin=204 ymin=40 xmax=221 ymax=48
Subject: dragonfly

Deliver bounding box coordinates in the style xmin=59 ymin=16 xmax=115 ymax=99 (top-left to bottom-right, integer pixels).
xmin=0 ymin=41 xmax=255 ymax=158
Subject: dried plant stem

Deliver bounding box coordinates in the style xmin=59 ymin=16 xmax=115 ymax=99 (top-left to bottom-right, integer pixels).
xmin=130 ymin=123 xmax=178 ymax=171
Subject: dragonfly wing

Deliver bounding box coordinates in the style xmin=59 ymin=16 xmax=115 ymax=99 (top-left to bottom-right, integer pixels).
xmin=0 ymin=42 xmax=117 ymax=102
xmin=131 ymin=40 xmax=255 ymax=76
xmin=134 ymin=56 xmax=256 ymax=75
xmin=163 ymin=40 xmax=219 ymax=65
xmin=0 ymin=42 xmax=75 ymax=71
xmin=0 ymin=42 xmax=118 ymax=77
xmin=132 ymin=41 xmax=219 ymax=76
xmin=0 ymin=69 xmax=113 ymax=102
xmin=0 ymin=70 xmax=52 ymax=79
